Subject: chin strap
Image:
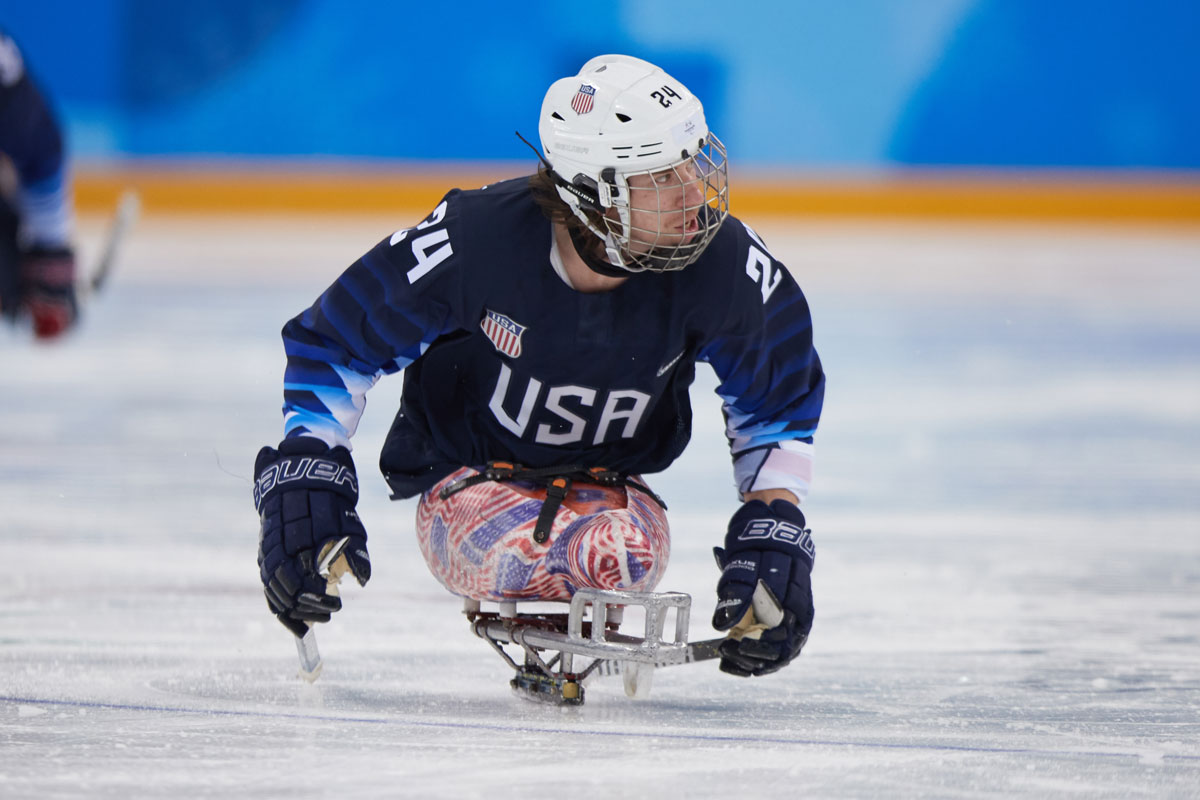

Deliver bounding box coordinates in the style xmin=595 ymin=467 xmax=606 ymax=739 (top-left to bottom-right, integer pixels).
xmin=515 ymin=130 xmax=633 ymax=279
xmin=567 ymin=226 xmax=631 ymax=278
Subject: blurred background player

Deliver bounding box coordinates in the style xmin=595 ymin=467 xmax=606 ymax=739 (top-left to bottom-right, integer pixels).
xmin=253 ymin=55 xmax=825 ymax=678
xmin=0 ymin=29 xmax=77 ymax=340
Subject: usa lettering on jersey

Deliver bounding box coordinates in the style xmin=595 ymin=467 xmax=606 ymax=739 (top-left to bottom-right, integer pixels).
xmin=488 ymin=363 xmax=651 ymax=447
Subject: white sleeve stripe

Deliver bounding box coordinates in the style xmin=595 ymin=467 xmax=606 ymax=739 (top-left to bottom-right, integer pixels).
xmin=18 ymin=180 xmax=73 ymax=249
xmin=733 ymin=441 xmax=814 ymax=502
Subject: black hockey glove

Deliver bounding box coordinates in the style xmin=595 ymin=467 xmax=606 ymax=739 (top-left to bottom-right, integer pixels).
xmin=253 ymin=437 xmax=371 ymax=638
xmin=712 ymin=499 xmax=815 ymax=677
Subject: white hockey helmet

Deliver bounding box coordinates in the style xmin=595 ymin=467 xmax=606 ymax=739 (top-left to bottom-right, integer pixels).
xmin=538 ymin=54 xmax=729 ymax=272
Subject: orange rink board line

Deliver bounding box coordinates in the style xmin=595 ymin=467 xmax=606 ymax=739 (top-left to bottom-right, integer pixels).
xmin=73 ymin=164 xmax=1200 ymax=224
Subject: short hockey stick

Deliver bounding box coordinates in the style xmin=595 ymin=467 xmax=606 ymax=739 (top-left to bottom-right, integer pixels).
xmin=79 ymin=189 xmax=140 ymax=300
xmin=588 ymin=636 xmax=727 ymax=678
xmin=293 ymin=536 xmax=351 ymax=683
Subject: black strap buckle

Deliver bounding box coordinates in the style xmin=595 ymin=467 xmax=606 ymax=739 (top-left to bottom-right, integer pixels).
xmin=436 ymin=460 xmax=667 ymax=545
xmin=439 ymin=460 xmax=521 ymax=499
xmin=533 ymin=476 xmax=572 ymax=544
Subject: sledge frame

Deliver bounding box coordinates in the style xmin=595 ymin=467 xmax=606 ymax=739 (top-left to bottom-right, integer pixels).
xmin=466 ymin=589 xmax=693 ymax=704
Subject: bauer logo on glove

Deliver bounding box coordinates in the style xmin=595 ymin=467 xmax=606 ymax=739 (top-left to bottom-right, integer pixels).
xmin=252 ymin=455 xmax=358 ymax=509
xmin=253 ymin=437 xmax=372 ymax=638
xmin=712 ymin=499 xmax=815 ymax=677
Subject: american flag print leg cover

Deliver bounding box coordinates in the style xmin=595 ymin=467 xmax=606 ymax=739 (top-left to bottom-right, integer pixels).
xmin=415 ymin=467 xmax=670 ymax=601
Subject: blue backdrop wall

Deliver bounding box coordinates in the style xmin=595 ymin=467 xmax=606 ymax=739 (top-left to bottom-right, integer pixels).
xmin=5 ymin=0 xmax=1198 ymax=169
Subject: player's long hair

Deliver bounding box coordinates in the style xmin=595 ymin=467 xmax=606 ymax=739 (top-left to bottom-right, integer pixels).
xmin=528 ymin=168 xmax=608 ymax=263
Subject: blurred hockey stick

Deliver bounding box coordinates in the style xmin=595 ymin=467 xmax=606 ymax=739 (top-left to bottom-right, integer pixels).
xmin=294 ymin=535 xmax=352 ymax=683
xmin=78 ymin=189 xmax=140 ymax=301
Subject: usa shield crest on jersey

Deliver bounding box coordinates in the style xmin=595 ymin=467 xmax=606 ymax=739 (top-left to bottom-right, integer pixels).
xmin=571 ymin=84 xmax=596 ymax=115
xmin=481 ymin=309 xmax=526 ymax=358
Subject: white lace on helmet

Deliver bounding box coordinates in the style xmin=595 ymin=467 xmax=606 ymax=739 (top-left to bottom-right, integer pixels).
xmin=538 ymin=54 xmax=729 ymax=273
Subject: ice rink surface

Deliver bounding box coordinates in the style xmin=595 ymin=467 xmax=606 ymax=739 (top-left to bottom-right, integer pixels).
xmin=2 ymin=209 xmax=1199 ymax=798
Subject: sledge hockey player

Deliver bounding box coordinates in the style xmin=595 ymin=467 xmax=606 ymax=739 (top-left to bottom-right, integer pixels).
xmin=0 ymin=30 xmax=77 ymax=340
xmin=254 ymin=54 xmax=825 ymax=680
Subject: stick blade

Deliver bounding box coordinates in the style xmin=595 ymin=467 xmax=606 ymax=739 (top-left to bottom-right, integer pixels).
xmin=295 ymin=628 xmax=323 ymax=682
xmin=289 ymin=537 xmax=351 ymax=682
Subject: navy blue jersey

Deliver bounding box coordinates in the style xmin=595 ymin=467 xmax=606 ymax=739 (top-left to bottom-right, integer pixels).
xmin=0 ymin=31 xmax=70 ymax=252
xmin=280 ymin=177 xmax=824 ymax=500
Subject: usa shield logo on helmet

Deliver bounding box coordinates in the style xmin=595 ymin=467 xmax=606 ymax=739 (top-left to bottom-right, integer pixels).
xmin=571 ymin=84 xmax=596 ymax=115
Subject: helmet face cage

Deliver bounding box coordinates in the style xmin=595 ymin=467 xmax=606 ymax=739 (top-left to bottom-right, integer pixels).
xmin=539 ymin=55 xmax=731 ymax=273
xmin=591 ymin=133 xmax=729 ymax=273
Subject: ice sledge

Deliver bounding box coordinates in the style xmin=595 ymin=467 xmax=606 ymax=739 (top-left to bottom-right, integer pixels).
xmin=465 ymin=588 xmax=723 ymax=705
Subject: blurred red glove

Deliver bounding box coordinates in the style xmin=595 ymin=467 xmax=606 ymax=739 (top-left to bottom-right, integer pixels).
xmin=21 ymin=246 xmax=77 ymax=339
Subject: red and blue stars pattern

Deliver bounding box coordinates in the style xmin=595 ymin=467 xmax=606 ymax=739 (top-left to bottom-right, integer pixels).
xmin=415 ymin=467 xmax=669 ymax=601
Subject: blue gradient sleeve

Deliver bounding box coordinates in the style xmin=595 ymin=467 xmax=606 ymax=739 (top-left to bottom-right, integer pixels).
xmin=280 ymin=201 xmax=460 ymax=447
xmin=699 ymin=224 xmax=825 ymax=493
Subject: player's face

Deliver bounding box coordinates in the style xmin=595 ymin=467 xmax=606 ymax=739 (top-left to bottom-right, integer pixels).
xmin=622 ymin=160 xmax=707 ymax=254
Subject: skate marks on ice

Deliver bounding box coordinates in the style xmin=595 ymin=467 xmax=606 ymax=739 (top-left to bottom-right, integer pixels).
xmin=4 ymin=649 xmax=1198 ymax=799
xmin=3 ymin=519 xmax=1197 ymax=798
xmin=2 ymin=215 xmax=1199 ymax=797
